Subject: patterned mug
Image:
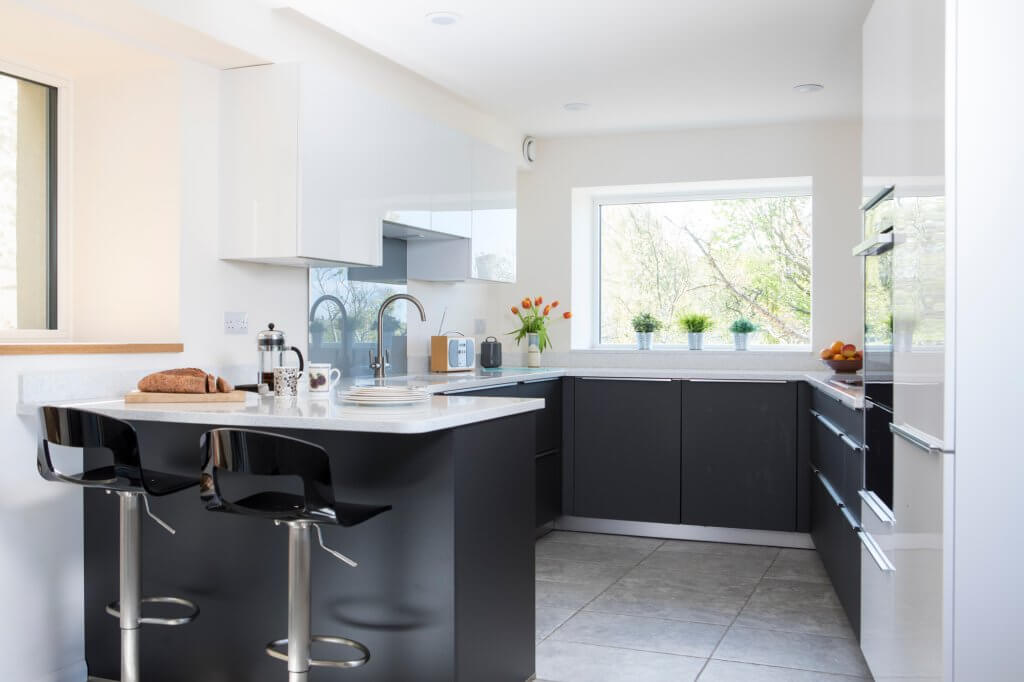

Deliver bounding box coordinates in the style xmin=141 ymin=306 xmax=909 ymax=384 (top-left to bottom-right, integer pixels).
xmin=273 ymin=366 xmax=303 ymax=398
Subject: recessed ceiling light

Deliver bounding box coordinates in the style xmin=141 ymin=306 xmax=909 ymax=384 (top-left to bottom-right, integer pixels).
xmin=425 ymin=11 xmax=460 ymax=26
xmin=793 ymin=83 xmax=824 ymax=94
xmin=563 ymin=102 xmax=590 ymax=112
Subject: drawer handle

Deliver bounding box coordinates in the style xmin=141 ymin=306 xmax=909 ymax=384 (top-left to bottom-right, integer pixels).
xmin=444 ymin=382 xmax=518 ymax=395
xmin=859 ymin=530 xmax=895 ymax=572
xmin=840 ymin=434 xmax=862 ymax=452
xmin=839 ymin=504 xmax=860 ymax=532
xmin=523 ymin=377 xmax=560 ymax=384
xmin=688 ymin=378 xmax=787 ymax=384
xmin=578 ymin=377 xmax=673 ymax=382
xmin=815 ymin=471 xmax=845 ymax=509
xmin=810 ymin=410 xmax=844 ymax=438
xmin=890 ymin=422 xmax=946 ymax=454
xmin=859 ymin=489 xmax=895 ymax=526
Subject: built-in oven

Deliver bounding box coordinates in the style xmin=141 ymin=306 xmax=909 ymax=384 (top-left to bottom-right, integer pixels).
xmin=854 ymin=186 xmax=895 ymax=508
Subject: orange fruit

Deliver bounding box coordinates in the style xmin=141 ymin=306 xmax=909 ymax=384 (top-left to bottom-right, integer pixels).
xmin=832 ymin=354 xmax=844 ymax=361
xmin=830 ymin=341 xmax=844 ymax=354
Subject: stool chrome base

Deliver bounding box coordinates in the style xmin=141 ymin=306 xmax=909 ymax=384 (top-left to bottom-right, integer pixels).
xmin=265 ymin=522 xmax=370 ymax=677
xmin=265 ymin=635 xmax=370 ymax=669
xmin=110 ymin=492 xmax=198 ymax=682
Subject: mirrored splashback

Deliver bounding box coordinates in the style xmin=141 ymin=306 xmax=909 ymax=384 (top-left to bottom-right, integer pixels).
xmin=308 ymin=238 xmax=409 ymax=378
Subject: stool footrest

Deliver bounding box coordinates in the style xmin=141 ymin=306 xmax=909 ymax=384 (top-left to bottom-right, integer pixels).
xmin=265 ymin=635 xmax=370 ymax=669
xmin=106 ymin=596 xmax=200 ymax=626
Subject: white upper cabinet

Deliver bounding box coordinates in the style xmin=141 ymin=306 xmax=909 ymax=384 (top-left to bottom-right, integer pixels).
xmin=406 ymin=138 xmax=518 ymax=283
xmin=220 ymin=63 xmax=383 ymax=268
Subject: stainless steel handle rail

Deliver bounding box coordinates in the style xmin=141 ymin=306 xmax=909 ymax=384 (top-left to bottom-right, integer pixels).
xmin=859 ymin=489 xmax=896 ymax=526
xmin=810 ymin=410 xmax=844 ymax=438
xmin=688 ymin=378 xmax=787 ymax=383
xmin=578 ymin=377 xmax=673 ymax=382
xmin=522 ymin=377 xmax=561 ymax=384
xmin=890 ymin=422 xmax=946 ymax=454
xmin=859 ymin=530 xmax=896 ymax=572
xmin=815 ymin=471 xmax=845 ymax=510
xmin=840 ymin=434 xmax=862 ymax=452
xmin=444 ymin=382 xmax=519 ymax=395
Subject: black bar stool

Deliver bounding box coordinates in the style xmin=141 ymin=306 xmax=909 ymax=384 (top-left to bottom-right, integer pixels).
xmin=200 ymin=428 xmax=391 ymax=681
xmin=37 ymin=406 xmax=200 ymax=682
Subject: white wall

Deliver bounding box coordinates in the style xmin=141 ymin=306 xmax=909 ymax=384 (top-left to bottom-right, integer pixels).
xmin=951 ymin=0 xmax=1024 ymax=679
xmin=507 ymin=122 xmax=863 ymax=358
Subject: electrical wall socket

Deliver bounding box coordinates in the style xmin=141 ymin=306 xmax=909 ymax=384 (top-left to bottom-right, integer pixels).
xmin=224 ymin=311 xmax=248 ymax=334
xmin=474 ymin=318 xmax=486 ymax=334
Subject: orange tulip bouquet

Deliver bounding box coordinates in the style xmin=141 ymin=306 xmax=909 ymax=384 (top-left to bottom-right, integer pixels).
xmin=508 ymin=296 xmax=571 ymax=366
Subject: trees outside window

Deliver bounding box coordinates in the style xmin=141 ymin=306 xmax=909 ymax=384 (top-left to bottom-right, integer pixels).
xmin=599 ymin=193 xmax=811 ymax=346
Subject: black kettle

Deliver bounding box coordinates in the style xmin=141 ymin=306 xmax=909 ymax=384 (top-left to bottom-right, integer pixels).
xmin=480 ymin=336 xmax=502 ymax=368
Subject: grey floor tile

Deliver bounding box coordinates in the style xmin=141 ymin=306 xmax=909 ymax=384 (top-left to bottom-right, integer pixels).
xmin=536 ymin=640 xmax=706 ymax=682
xmin=658 ymin=540 xmax=781 ymax=561
xmin=550 ymin=611 xmax=726 ymax=658
xmin=585 ymin=567 xmax=759 ymax=625
xmin=765 ymin=548 xmax=831 ymax=583
xmin=734 ymin=578 xmax=854 ymax=638
xmin=698 ymin=659 xmax=871 ymax=681
xmin=713 ymin=626 xmax=871 ymax=677
xmin=536 ymin=579 xmax=608 ymax=610
xmin=540 ymin=530 xmax=665 ymax=551
xmin=536 ymin=556 xmax=631 ymax=587
xmin=537 ymin=538 xmax=653 ymax=566
xmin=641 ymin=547 xmax=776 ymax=578
xmin=536 ymin=607 xmax=576 ymax=642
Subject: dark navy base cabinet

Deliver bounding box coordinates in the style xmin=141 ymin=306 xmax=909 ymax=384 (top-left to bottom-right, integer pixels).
xmin=573 ymin=378 xmax=682 ymax=524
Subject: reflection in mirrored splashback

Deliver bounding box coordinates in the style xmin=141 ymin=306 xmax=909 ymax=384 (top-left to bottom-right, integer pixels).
xmin=308 ymin=238 xmax=409 ymax=378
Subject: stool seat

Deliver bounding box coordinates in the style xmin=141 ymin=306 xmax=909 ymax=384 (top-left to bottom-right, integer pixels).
xmin=232 ymin=491 xmax=390 ymax=526
xmin=65 ymin=465 xmax=198 ymax=496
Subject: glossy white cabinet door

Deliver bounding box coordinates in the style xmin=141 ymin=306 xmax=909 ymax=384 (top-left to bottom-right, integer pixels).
xmin=470 ymin=140 xmax=517 ymax=282
xmin=219 ymin=63 xmax=300 ymax=261
xmin=861 ymin=437 xmax=950 ymax=682
xmin=382 ymin=105 xmax=433 ymax=231
xmin=429 ymin=122 xmax=472 ymax=239
xmin=297 ymin=63 xmax=382 ymax=267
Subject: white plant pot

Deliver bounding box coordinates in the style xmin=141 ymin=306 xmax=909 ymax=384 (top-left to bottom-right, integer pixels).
xmin=527 ymin=332 xmax=541 ymax=368
xmin=636 ymin=332 xmax=653 ymax=350
xmin=688 ymin=332 xmax=704 ymax=350
xmin=733 ymin=332 xmax=749 ymax=351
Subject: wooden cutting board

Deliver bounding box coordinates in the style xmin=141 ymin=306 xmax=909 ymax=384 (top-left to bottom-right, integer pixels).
xmin=124 ymin=390 xmax=248 ymax=404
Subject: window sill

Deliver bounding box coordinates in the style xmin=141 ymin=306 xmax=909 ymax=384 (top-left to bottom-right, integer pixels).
xmin=0 ymin=342 xmax=184 ymax=356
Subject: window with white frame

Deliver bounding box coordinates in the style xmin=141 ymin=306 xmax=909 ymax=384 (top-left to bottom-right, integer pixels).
xmin=0 ymin=65 xmax=59 ymax=333
xmin=594 ymin=180 xmax=812 ymax=347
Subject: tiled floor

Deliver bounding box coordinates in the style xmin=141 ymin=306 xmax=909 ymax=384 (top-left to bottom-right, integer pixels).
xmin=535 ymin=530 xmax=872 ymax=682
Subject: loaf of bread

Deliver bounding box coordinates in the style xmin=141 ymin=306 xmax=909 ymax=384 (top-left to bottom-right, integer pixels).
xmin=137 ymin=369 xmax=234 ymax=394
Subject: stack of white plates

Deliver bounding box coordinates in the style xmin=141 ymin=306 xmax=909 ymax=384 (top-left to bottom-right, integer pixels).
xmin=342 ymin=385 xmax=431 ymax=406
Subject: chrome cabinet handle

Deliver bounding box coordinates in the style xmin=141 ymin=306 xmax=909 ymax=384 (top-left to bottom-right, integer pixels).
xmin=852 ymin=232 xmax=894 ymax=257
xmin=859 ymin=489 xmax=895 ymax=526
xmin=890 ymin=422 xmax=946 ymax=454
xmin=444 ymin=382 xmax=518 ymax=395
xmin=578 ymin=377 xmax=673 ymax=382
xmin=816 ymin=472 xmax=845 ymax=509
xmin=859 ymin=530 xmax=895 ymax=572
xmin=840 ymin=434 xmax=862 ymax=452
xmin=688 ymin=378 xmax=787 ymax=384
xmin=810 ymin=410 xmax=844 ymax=438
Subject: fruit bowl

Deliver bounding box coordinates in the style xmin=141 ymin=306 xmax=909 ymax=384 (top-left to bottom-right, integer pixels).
xmin=822 ymin=357 xmax=863 ymax=373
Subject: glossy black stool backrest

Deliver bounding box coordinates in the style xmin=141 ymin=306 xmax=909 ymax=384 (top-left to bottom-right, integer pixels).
xmin=200 ymin=428 xmax=342 ymax=525
xmin=38 ymin=406 xmax=169 ymax=495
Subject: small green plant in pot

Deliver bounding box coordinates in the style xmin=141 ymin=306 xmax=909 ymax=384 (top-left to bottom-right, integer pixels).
xmin=679 ymin=313 xmax=712 ymax=350
xmin=631 ymin=312 xmax=662 ymax=350
xmin=729 ymin=318 xmax=757 ymax=351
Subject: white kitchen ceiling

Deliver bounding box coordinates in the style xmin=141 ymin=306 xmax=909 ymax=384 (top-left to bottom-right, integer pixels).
xmin=281 ymin=0 xmax=871 ymax=136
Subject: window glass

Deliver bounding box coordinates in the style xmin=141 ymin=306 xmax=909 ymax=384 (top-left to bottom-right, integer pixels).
xmin=599 ymin=194 xmax=811 ymax=346
xmin=0 ymin=70 xmax=56 ymax=330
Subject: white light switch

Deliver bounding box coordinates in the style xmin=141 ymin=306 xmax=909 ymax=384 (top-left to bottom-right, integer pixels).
xmin=224 ymin=311 xmax=248 ymax=334
xmin=474 ymin=318 xmax=486 ymax=334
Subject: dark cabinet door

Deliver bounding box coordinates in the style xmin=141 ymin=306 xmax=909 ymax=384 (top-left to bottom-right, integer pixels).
xmin=535 ymin=451 xmax=561 ymax=527
xmin=447 ymin=383 xmax=521 ymax=398
xmin=681 ymin=381 xmax=797 ymax=531
xmin=519 ymin=378 xmax=562 ymax=454
xmin=810 ymin=470 xmax=861 ymax=637
xmin=573 ymin=378 xmax=682 ymax=524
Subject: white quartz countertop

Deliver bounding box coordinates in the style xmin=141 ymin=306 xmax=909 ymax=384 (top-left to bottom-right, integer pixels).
xmin=53 ymin=393 xmax=545 ymax=435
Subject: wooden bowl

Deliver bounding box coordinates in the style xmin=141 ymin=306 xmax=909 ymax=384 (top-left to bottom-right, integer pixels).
xmin=822 ymin=357 xmax=863 ymax=373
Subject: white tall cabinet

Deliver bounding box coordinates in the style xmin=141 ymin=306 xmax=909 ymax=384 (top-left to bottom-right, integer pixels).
xmin=859 ymin=2 xmax=952 ymax=681
xmin=220 ymin=63 xmax=385 ymax=267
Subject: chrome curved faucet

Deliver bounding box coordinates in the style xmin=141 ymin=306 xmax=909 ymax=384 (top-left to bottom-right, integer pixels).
xmin=372 ymin=293 xmax=427 ymax=379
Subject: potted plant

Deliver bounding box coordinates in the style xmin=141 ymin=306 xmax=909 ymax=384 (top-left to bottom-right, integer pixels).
xmin=679 ymin=313 xmax=712 ymax=350
xmin=507 ymin=296 xmax=571 ymax=368
xmin=729 ymin=318 xmax=757 ymax=351
xmin=631 ymin=312 xmax=662 ymax=350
